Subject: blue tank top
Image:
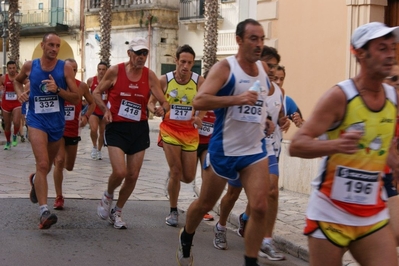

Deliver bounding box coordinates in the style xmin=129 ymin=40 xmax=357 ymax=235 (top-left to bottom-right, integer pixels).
xmin=26 ymin=59 xmax=67 ymax=132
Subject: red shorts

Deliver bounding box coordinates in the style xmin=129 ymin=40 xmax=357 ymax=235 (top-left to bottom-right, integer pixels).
xmin=2 ymin=100 xmax=21 ymax=113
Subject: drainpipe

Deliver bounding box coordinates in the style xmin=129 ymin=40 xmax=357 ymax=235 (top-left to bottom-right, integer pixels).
xmin=80 ymin=0 xmax=85 ymax=81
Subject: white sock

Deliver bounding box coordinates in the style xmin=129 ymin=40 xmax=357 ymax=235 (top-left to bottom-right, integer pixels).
xmin=263 ymin=237 xmax=273 ymax=245
xmin=39 ymin=204 xmax=49 ymax=215
xmin=217 ymin=222 xmax=226 ymax=231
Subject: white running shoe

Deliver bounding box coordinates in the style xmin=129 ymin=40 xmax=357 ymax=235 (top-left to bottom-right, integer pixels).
xmin=97 ymin=193 xmax=113 ymax=219
xmin=109 ymin=209 xmax=127 ymax=229
xmin=213 ymin=223 xmax=228 ymax=250
xmin=91 ymin=147 xmax=98 ymax=160
xmin=258 ymin=241 xmax=285 ymax=261
xmin=97 ymin=150 xmax=102 ymax=160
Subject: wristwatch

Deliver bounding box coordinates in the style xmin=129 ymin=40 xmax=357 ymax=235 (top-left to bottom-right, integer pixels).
xmin=56 ymin=87 xmax=61 ymax=94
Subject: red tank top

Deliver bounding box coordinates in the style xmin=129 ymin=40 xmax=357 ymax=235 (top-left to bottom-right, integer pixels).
xmin=199 ymin=111 xmax=216 ymax=144
xmin=63 ymin=80 xmax=83 ymax=137
xmin=2 ymin=74 xmax=18 ymax=102
xmin=107 ymin=63 xmax=150 ymax=122
xmin=90 ymin=76 xmax=108 ymax=115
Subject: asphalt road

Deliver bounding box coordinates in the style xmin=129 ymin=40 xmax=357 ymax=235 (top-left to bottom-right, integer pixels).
xmin=0 ymin=198 xmax=308 ymax=266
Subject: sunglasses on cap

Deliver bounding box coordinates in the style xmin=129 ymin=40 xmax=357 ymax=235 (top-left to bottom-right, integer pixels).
xmin=387 ymin=75 xmax=399 ymax=82
xmin=130 ymin=49 xmax=148 ymax=56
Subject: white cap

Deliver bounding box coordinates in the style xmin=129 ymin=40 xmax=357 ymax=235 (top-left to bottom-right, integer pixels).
xmin=128 ymin=37 xmax=148 ymax=51
xmin=351 ymin=22 xmax=399 ymax=49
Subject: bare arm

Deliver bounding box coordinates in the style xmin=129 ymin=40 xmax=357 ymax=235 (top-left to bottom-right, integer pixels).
xmin=93 ymin=65 xmax=117 ymax=123
xmin=80 ymin=82 xmax=95 ymax=127
xmin=86 ymin=77 xmax=93 ymax=88
xmin=193 ymin=60 xmax=259 ymax=110
xmin=147 ymin=72 xmax=169 ymax=117
xmin=14 ymin=61 xmax=31 ymax=103
xmin=289 ymin=86 xmax=361 ymax=158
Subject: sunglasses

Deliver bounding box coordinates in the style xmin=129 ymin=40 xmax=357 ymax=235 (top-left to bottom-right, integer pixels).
xmin=131 ymin=49 xmax=148 ymax=56
xmin=387 ymin=75 xmax=399 ymax=82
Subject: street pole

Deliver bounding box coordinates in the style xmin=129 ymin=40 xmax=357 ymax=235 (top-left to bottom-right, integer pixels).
xmin=2 ymin=25 xmax=7 ymax=75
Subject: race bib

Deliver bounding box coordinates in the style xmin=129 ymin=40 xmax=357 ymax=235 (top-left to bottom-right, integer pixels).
xmin=170 ymin=105 xmax=193 ymax=121
xmin=102 ymin=93 xmax=107 ymax=101
xmin=34 ymin=95 xmax=60 ymax=114
xmin=199 ymin=121 xmax=214 ymax=136
xmin=232 ymin=100 xmax=264 ymax=123
xmin=64 ymin=106 xmax=75 ymax=121
xmin=118 ymin=99 xmax=141 ymax=121
xmin=331 ymin=165 xmax=380 ymax=205
xmin=5 ymin=92 xmax=17 ymax=100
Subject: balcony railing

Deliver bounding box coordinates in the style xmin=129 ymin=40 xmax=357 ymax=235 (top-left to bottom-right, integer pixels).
xmin=20 ymin=8 xmax=72 ymax=27
xmin=217 ymin=30 xmax=237 ymax=55
xmin=179 ymin=0 xmax=223 ymax=21
xmin=88 ymin=0 xmax=153 ymax=9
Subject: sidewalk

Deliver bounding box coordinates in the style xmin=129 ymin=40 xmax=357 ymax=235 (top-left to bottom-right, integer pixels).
xmin=0 ymin=117 xmax=359 ymax=265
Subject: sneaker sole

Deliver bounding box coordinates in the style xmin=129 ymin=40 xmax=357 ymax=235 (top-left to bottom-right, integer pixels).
xmin=53 ymin=205 xmax=64 ymax=210
xmin=258 ymin=251 xmax=285 ymax=261
xmin=39 ymin=214 xmax=58 ymax=229
xmin=213 ymin=239 xmax=228 ymax=250
xmin=166 ymin=220 xmax=178 ymax=227
xmin=29 ymin=174 xmax=38 ymax=204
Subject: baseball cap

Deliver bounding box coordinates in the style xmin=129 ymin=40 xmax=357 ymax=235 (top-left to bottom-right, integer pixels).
xmin=128 ymin=37 xmax=148 ymax=51
xmin=351 ymin=22 xmax=399 ymax=49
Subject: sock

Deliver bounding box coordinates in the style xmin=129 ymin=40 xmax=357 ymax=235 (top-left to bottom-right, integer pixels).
xmin=114 ymin=206 xmax=122 ymax=212
xmin=262 ymin=237 xmax=273 ymax=246
xmin=4 ymin=130 xmax=10 ymax=142
xmin=244 ymin=255 xmax=258 ymax=266
xmin=216 ymin=222 xmax=226 ymax=231
xmin=32 ymin=173 xmax=36 ymax=184
xmin=13 ymin=127 xmax=19 ymax=136
xmin=39 ymin=205 xmax=49 ymax=215
xmin=242 ymin=212 xmax=249 ymax=221
xmin=104 ymin=191 xmax=113 ymax=199
xmin=171 ymin=207 xmax=178 ymax=213
xmin=181 ymin=227 xmax=195 ymax=257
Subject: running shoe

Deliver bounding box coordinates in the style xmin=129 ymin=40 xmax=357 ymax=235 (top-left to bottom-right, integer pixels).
xmin=39 ymin=210 xmax=58 ymax=229
xmin=203 ymin=213 xmax=214 ymax=221
xmin=97 ymin=150 xmax=102 ymax=160
xmin=237 ymin=213 xmax=247 ymax=237
xmin=11 ymin=134 xmax=17 ymax=147
xmin=213 ymin=223 xmax=228 ymax=250
xmin=166 ymin=210 xmax=178 ymax=227
xmin=91 ymin=147 xmax=98 ymax=160
xmin=176 ymin=228 xmax=193 ymax=266
xmin=53 ymin=195 xmax=64 ymax=210
xmin=4 ymin=141 xmax=10 ymax=150
xmin=258 ymin=241 xmax=285 ymax=261
xmin=97 ymin=193 xmax=113 ymax=219
xmin=29 ymin=173 xmax=38 ymax=203
xmin=108 ymin=209 xmax=127 ymax=229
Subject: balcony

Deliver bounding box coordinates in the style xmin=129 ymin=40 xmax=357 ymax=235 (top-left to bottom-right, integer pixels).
xmin=180 ymin=0 xmax=223 ymax=29
xmin=87 ymin=0 xmax=154 ymax=10
xmin=217 ymin=30 xmax=237 ymax=55
xmin=19 ymin=8 xmax=74 ymax=37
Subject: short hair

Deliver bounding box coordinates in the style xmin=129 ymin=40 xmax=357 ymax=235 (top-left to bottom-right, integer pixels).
xmin=98 ymin=61 xmax=108 ymax=68
xmin=261 ymin=46 xmax=281 ymax=63
xmin=65 ymin=58 xmax=76 ymax=64
xmin=42 ymin=32 xmax=59 ymax=42
xmin=277 ymin=65 xmax=286 ymax=76
xmin=176 ymin=44 xmax=196 ymax=60
xmin=236 ymin=19 xmax=261 ymax=39
xmin=6 ymin=61 xmax=16 ymax=66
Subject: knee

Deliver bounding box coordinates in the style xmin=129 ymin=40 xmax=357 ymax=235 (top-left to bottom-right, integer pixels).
xmin=268 ymin=185 xmax=279 ymax=202
xmin=249 ymin=199 xmax=268 ymax=218
xmin=36 ymin=161 xmax=51 ymax=174
xmin=112 ymin=169 xmax=127 ymax=179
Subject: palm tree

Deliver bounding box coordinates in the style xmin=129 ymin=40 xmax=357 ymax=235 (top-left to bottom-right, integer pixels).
xmin=99 ymin=0 xmax=112 ymax=66
xmin=203 ymin=0 xmax=219 ymax=74
xmin=8 ymin=0 xmax=20 ymax=66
